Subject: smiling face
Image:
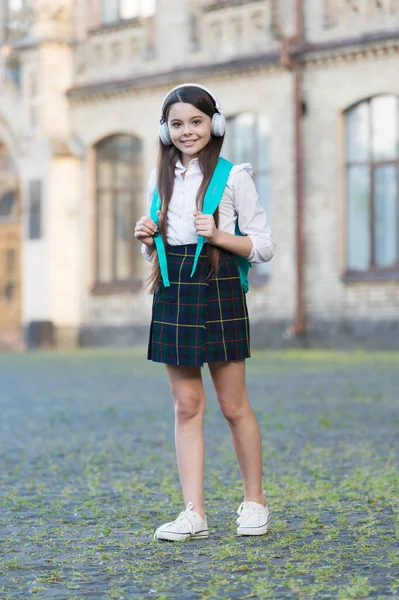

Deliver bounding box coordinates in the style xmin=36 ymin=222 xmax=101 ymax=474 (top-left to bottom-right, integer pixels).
xmin=167 ymin=102 xmax=212 ymax=167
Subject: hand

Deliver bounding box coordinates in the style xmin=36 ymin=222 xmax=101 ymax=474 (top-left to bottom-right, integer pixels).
xmin=134 ymin=215 xmax=158 ymax=246
xmin=194 ymin=212 xmax=219 ymax=244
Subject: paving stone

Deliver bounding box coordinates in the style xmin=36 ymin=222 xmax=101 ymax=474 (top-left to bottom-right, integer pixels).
xmin=0 ymin=349 xmax=398 ymax=599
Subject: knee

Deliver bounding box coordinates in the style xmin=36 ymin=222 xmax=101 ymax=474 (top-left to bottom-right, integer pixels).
xmin=173 ymin=392 xmax=205 ymax=422
xmin=217 ymin=394 xmax=250 ymax=424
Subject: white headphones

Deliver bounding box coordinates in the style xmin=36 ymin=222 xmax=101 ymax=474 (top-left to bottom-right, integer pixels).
xmin=159 ymin=83 xmax=226 ymax=146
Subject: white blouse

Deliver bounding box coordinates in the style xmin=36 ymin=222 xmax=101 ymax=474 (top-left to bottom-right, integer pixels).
xmin=141 ymin=158 xmax=275 ymax=263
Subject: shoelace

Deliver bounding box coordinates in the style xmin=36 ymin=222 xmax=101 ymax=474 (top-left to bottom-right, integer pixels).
xmin=165 ymin=501 xmax=196 ymax=534
xmin=236 ymin=502 xmax=261 ymax=524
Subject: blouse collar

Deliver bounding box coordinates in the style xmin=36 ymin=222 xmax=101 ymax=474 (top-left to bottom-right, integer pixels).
xmin=175 ymin=157 xmax=200 ymax=174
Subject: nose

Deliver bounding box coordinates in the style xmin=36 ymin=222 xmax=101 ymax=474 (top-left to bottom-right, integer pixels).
xmin=182 ymin=124 xmax=193 ymax=137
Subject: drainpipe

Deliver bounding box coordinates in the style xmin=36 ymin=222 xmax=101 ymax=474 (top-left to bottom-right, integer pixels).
xmin=280 ymin=0 xmax=305 ymax=338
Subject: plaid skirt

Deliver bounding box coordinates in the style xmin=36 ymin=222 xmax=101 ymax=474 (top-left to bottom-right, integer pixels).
xmin=148 ymin=244 xmax=251 ymax=367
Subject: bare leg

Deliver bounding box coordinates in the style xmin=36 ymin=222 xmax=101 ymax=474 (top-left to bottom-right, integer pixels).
xmin=165 ymin=365 xmax=206 ymax=518
xmin=208 ymin=360 xmax=266 ymax=506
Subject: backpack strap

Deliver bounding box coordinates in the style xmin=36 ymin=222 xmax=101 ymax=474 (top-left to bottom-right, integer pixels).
xmin=190 ymin=157 xmax=234 ymax=277
xmin=150 ymin=157 xmax=247 ymax=291
xmin=150 ymin=187 xmax=170 ymax=287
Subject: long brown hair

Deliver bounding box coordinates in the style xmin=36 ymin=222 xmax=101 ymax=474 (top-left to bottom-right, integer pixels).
xmin=148 ymin=86 xmax=225 ymax=292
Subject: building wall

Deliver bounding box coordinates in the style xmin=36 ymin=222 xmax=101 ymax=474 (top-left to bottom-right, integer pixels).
xmin=1 ymin=0 xmax=398 ymax=349
xmin=70 ymin=68 xmax=296 ymax=336
xmin=303 ymin=53 xmax=399 ymax=330
xmin=304 ymin=0 xmax=399 ymax=42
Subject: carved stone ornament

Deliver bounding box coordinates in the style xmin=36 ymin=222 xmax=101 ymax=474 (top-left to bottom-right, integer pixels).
xmin=33 ymin=0 xmax=71 ymax=23
xmin=324 ymin=0 xmax=399 ymax=28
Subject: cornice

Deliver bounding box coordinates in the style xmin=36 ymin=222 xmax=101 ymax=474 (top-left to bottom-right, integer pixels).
xmin=304 ymin=41 xmax=399 ymax=69
xmin=11 ymin=35 xmax=72 ymax=51
xmin=67 ymin=28 xmax=399 ymax=101
xmin=203 ymin=0 xmax=264 ymax=13
xmin=294 ymin=28 xmax=399 ymax=65
xmin=88 ymin=17 xmax=141 ymax=37
xmin=67 ymin=51 xmax=280 ymax=101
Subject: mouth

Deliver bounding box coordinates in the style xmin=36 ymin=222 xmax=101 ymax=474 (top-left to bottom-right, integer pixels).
xmin=181 ymin=139 xmax=199 ymax=147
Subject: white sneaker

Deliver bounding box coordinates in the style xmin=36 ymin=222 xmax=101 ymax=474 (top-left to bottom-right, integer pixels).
xmin=236 ymin=501 xmax=270 ymax=536
xmin=154 ymin=502 xmax=209 ymax=541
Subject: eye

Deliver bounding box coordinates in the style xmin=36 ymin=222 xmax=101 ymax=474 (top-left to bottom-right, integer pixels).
xmin=193 ymin=120 xmax=202 ymax=126
xmin=171 ymin=122 xmax=181 ymax=128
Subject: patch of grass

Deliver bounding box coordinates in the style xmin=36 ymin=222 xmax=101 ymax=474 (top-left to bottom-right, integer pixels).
xmin=337 ymin=576 xmax=374 ymax=599
xmin=1 ymin=349 xmax=398 ymax=598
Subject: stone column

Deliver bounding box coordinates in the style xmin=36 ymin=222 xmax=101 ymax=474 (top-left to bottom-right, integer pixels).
xmin=20 ymin=0 xmax=82 ymax=348
xmin=0 ymin=0 xmax=7 ymax=44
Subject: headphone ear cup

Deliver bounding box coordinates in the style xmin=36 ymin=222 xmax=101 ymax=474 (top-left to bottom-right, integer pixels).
xmin=211 ymin=113 xmax=226 ymax=137
xmin=159 ymin=122 xmax=172 ymax=145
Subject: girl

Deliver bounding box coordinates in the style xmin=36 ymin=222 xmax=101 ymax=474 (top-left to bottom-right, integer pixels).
xmin=135 ymin=83 xmax=275 ymax=541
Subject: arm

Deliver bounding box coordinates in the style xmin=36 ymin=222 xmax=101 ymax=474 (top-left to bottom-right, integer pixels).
xmin=193 ymin=219 xmax=253 ymax=258
xmin=194 ymin=169 xmax=275 ymax=262
xmin=233 ymin=169 xmax=275 ymax=263
xmin=136 ymin=169 xmax=157 ymax=261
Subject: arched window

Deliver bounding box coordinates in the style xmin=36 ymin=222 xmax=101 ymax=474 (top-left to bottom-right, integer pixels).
xmin=95 ymin=134 xmax=143 ymax=289
xmin=223 ymin=113 xmax=272 ymax=283
xmin=345 ymin=96 xmax=399 ymax=277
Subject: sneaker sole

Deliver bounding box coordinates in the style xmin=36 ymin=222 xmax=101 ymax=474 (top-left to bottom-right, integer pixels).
xmin=154 ymin=530 xmax=209 ymax=542
xmin=237 ymin=522 xmax=269 ymax=536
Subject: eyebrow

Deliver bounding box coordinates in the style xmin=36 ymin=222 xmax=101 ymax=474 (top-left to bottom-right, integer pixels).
xmin=170 ymin=115 xmax=204 ymax=123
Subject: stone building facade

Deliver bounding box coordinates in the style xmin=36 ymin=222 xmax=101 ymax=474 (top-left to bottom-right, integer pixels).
xmin=0 ymin=0 xmax=398 ymax=350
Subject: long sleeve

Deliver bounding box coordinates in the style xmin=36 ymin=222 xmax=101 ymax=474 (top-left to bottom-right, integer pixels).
xmin=230 ymin=169 xmax=275 ymax=264
xmin=140 ymin=169 xmax=157 ymax=262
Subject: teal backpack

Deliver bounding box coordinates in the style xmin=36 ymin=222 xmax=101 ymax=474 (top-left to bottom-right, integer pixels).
xmin=150 ymin=157 xmax=251 ymax=293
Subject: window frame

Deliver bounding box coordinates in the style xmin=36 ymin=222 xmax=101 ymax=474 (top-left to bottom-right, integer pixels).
xmin=224 ymin=112 xmax=272 ymax=285
xmin=92 ymin=134 xmax=143 ymax=295
xmin=343 ymin=95 xmax=399 ymax=282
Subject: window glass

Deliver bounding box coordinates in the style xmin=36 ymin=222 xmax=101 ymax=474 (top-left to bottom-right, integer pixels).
xmin=6 ymin=0 xmax=30 ymax=41
xmin=0 ymin=146 xmax=19 ymax=224
xmin=10 ymin=0 xmax=22 ymax=8
xmin=100 ymin=0 xmax=155 ymax=24
xmin=140 ymin=0 xmax=156 ymax=18
xmin=346 ymin=102 xmax=369 ymax=163
xmin=374 ymin=165 xmax=397 ymax=268
xmin=0 ymin=190 xmax=17 ymax=219
xmin=347 ymin=166 xmax=371 ymax=271
xmin=232 ymin=113 xmax=255 ymax=165
xmin=258 ymin=115 xmax=271 ymax=169
xmin=115 ymin=192 xmax=132 ymax=280
xmin=223 ymin=114 xmax=272 ymax=281
xmin=345 ymin=96 xmax=399 ymax=273
xmin=6 ymin=249 xmax=16 ymax=303
xmin=371 ymin=96 xmax=398 ymax=161
xmin=95 ymin=135 xmax=142 ymax=284
xmin=253 ymin=173 xmax=271 ymax=277
xmin=97 ymin=191 xmax=114 ymax=283
xmin=28 ymin=180 xmax=41 ymax=239
xmin=120 ymin=0 xmax=140 ymax=19
xmin=100 ymin=0 xmax=119 ymax=24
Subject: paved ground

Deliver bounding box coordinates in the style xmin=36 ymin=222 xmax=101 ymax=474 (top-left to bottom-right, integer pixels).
xmin=0 ymin=349 xmax=398 ymax=599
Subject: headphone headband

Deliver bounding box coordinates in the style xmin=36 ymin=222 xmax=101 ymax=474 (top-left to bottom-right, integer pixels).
xmin=159 ymin=83 xmax=222 ymax=123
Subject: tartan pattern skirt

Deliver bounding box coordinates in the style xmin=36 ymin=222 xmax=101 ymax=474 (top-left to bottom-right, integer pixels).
xmin=148 ymin=244 xmax=251 ymax=367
